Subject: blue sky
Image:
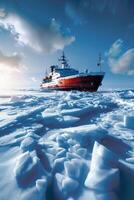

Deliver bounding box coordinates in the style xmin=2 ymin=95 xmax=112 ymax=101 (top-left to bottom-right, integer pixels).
xmin=0 ymin=0 xmax=133 ymax=89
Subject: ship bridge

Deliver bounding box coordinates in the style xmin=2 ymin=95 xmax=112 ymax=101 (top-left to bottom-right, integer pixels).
xmin=50 ymin=52 xmax=79 ymax=78
xmin=55 ymin=68 xmax=78 ymax=77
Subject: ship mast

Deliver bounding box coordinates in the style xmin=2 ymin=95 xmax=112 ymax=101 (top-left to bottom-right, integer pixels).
xmin=97 ymin=53 xmax=102 ymax=72
xmin=58 ymin=52 xmax=69 ymax=69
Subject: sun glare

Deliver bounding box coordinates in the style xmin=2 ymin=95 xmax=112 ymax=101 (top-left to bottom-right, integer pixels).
xmin=0 ymin=67 xmax=19 ymax=90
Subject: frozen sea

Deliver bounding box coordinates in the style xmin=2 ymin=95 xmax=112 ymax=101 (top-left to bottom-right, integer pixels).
xmin=0 ymin=89 xmax=134 ymax=200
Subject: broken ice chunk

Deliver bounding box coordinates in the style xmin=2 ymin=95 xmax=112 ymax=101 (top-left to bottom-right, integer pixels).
xmin=64 ymin=160 xmax=80 ymax=180
xmin=85 ymin=168 xmax=120 ymax=192
xmin=14 ymin=152 xmax=39 ymax=186
xmin=84 ymin=141 xmax=120 ymax=192
xmin=126 ymin=157 xmax=134 ymax=164
xmin=77 ymin=189 xmax=119 ymax=200
xmin=53 ymin=157 xmax=67 ymax=174
xmin=54 ymin=173 xmax=66 ymax=200
xmin=67 ymin=138 xmax=77 ymax=146
xmin=54 ymin=173 xmax=79 ymax=200
xmin=62 ymin=176 xmax=79 ymax=194
xmin=91 ymin=141 xmax=118 ymax=169
xmin=36 ymin=177 xmax=47 ymax=192
xmin=56 ymin=149 xmax=66 ymax=158
xmin=124 ymin=115 xmax=134 ymax=129
xmin=56 ymin=135 xmax=69 ymax=149
xmin=64 ymin=159 xmax=89 ymax=183
xmin=76 ymin=148 xmax=87 ymax=158
xmin=20 ymin=137 xmax=37 ymax=152
xmin=62 ymin=115 xmax=80 ymax=126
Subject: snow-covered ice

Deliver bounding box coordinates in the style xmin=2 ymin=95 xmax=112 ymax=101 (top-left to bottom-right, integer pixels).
xmin=0 ymin=89 xmax=134 ymax=200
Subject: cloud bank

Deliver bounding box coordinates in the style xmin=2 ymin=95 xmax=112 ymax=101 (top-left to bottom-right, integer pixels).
xmin=106 ymin=39 xmax=134 ymax=75
xmin=0 ymin=11 xmax=75 ymax=53
xmin=0 ymin=50 xmax=22 ymax=72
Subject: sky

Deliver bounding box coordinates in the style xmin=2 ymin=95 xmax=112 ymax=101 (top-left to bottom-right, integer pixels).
xmin=0 ymin=0 xmax=133 ymax=90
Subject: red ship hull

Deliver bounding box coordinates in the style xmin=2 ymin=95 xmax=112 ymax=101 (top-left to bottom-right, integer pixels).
xmin=41 ymin=74 xmax=104 ymax=92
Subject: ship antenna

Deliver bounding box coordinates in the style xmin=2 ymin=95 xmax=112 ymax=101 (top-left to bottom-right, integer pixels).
xmin=97 ymin=53 xmax=102 ymax=72
xmin=58 ymin=51 xmax=69 ymax=69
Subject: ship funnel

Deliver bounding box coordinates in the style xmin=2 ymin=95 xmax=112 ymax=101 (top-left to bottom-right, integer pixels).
xmin=50 ymin=65 xmax=55 ymax=74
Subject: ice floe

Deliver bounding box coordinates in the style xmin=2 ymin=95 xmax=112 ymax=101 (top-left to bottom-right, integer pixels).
xmin=0 ymin=89 xmax=134 ymax=200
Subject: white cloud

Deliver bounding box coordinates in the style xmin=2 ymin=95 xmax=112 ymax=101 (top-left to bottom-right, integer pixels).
xmin=106 ymin=39 xmax=134 ymax=75
xmin=0 ymin=8 xmax=7 ymax=18
xmin=0 ymin=50 xmax=22 ymax=72
xmin=106 ymin=39 xmax=123 ymax=58
xmin=0 ymin=11 xmax=75 ymax=53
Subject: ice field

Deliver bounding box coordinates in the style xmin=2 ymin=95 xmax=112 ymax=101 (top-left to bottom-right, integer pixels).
xmin=0 ymin=89 xmax=134 ymax=200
